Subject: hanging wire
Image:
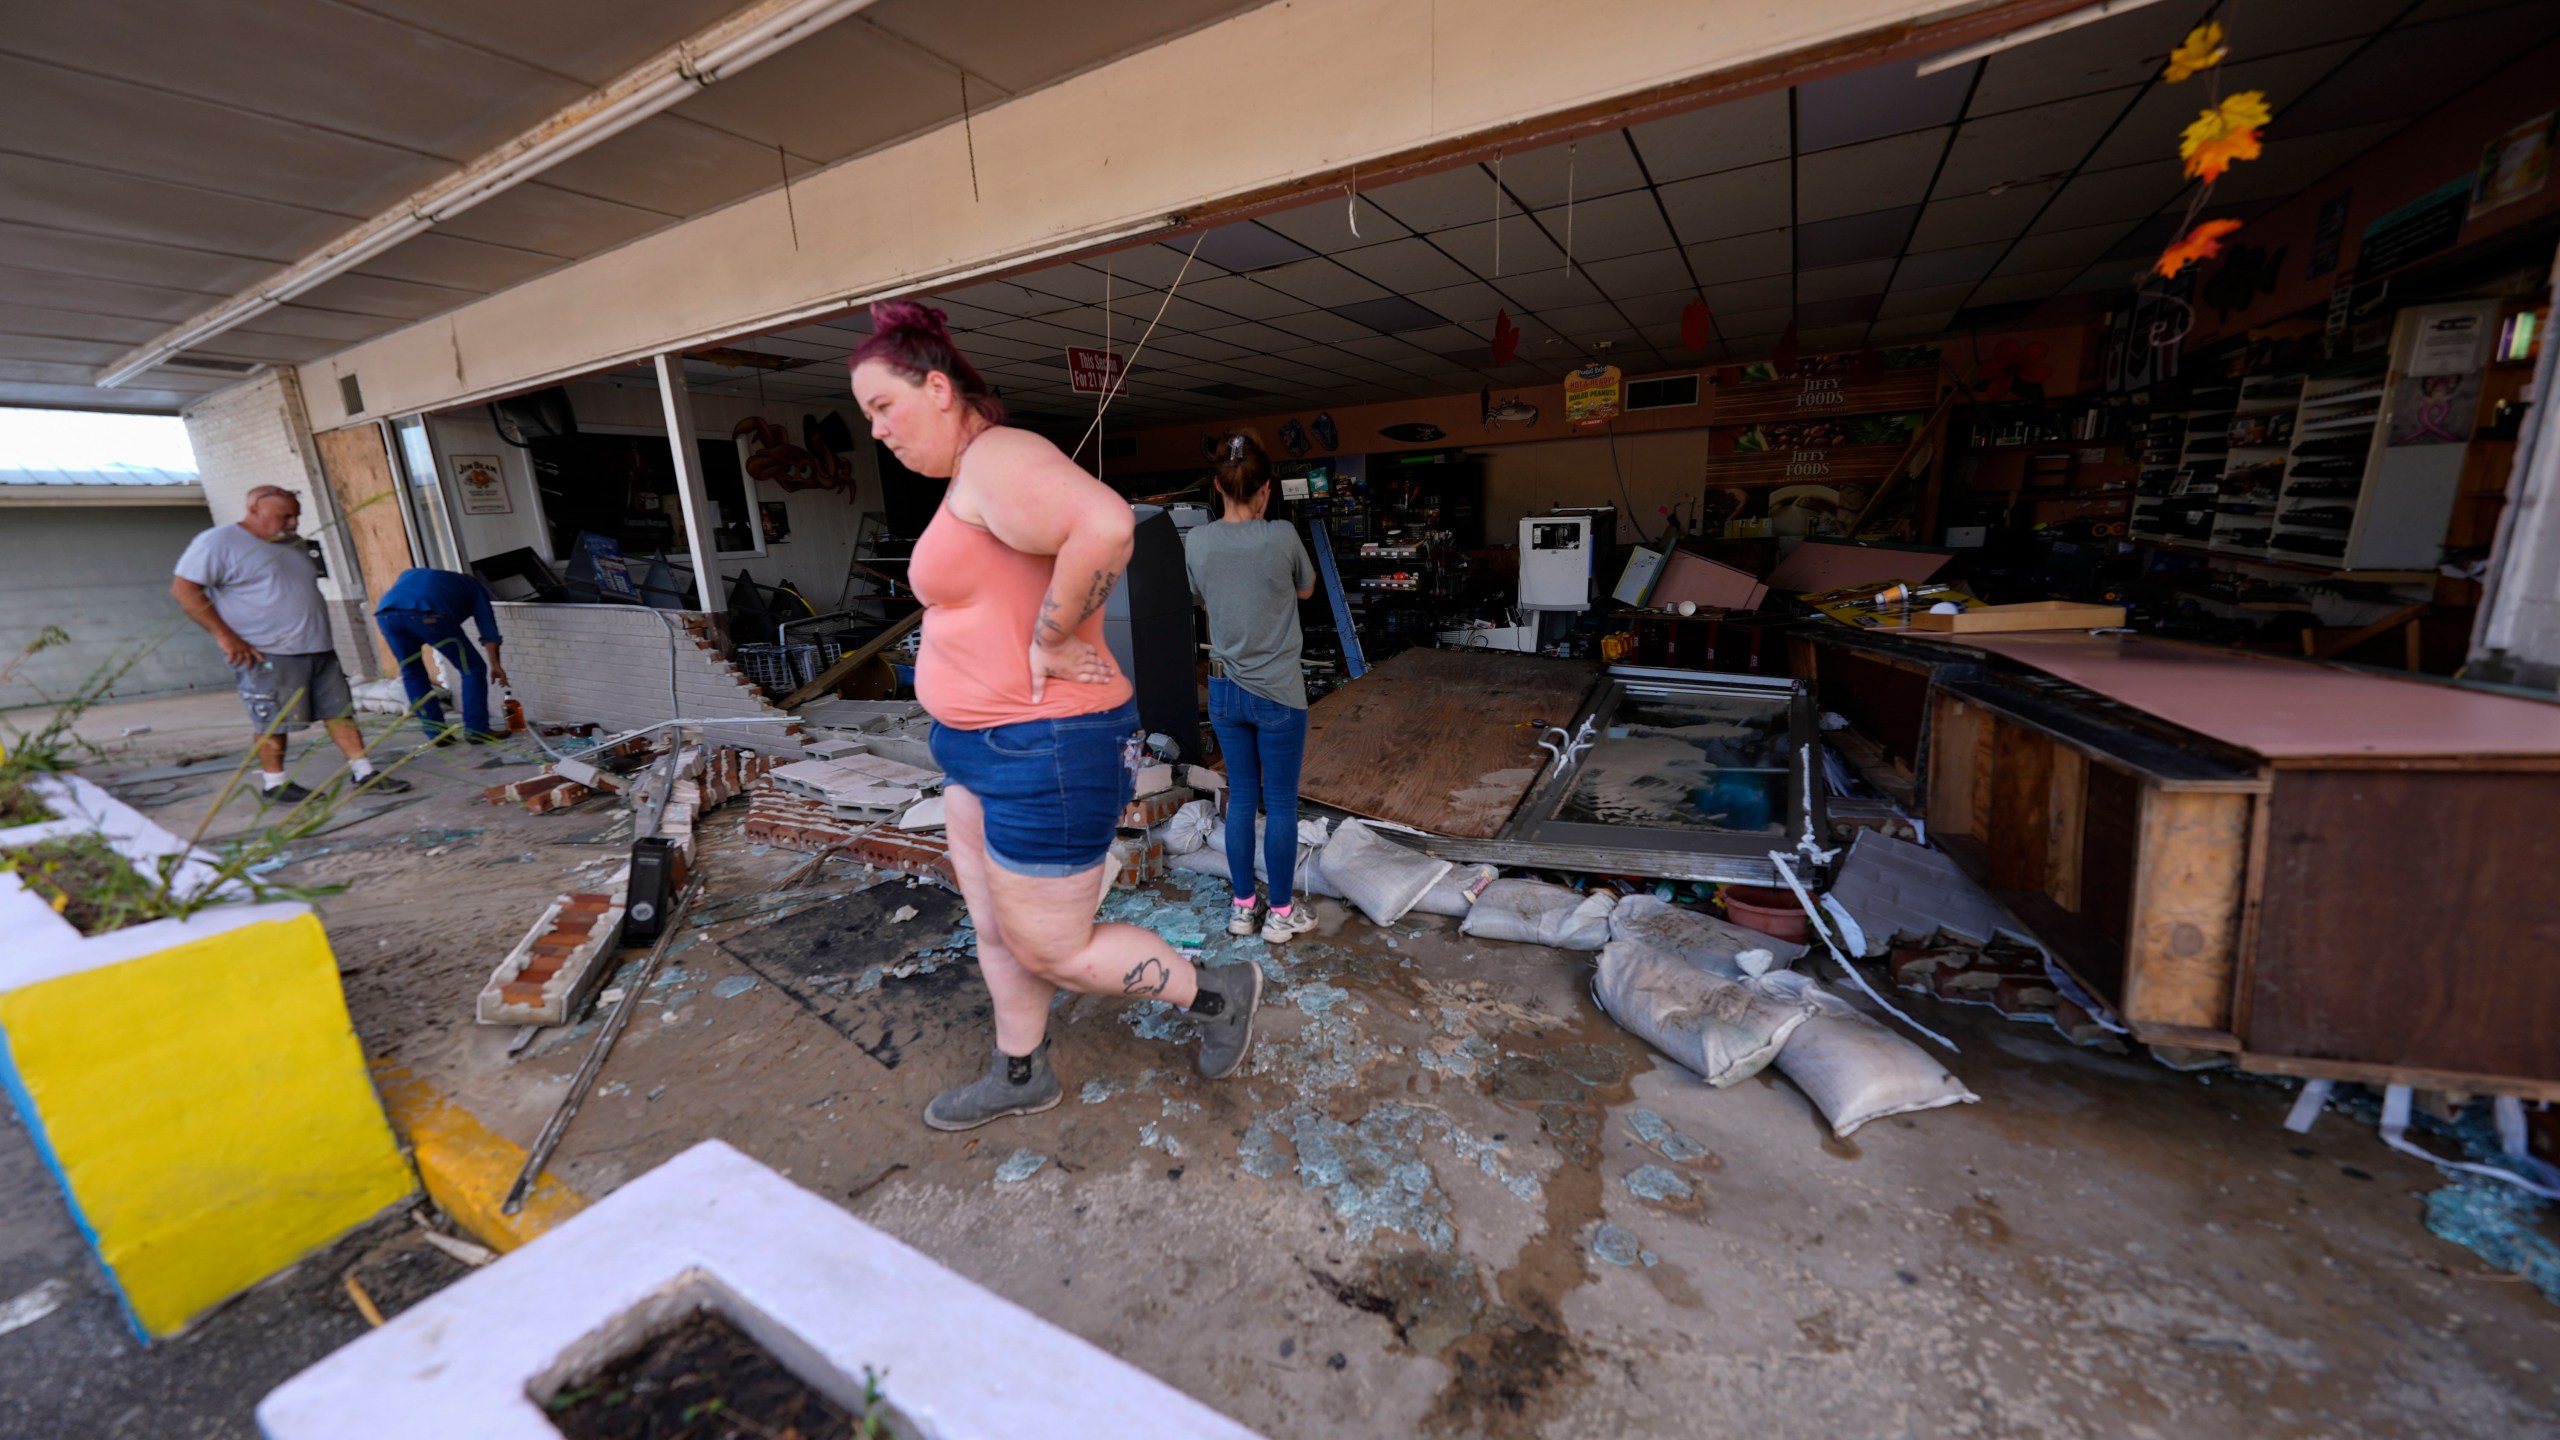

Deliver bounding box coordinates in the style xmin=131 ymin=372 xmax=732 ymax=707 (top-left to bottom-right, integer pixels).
xmin=1563 ymin=142 xmax=1577 ymax=278
xmin=959 ymin=72 xmax=981 ymax=203
xmin=777 ymin=144 xmax=799 ymax=251
xmin=1071 ymin=234 xmax=1207 ymax=460
xmin=1347 ymin=164 xmax=1362 ymax=240
xmin=1492 ymin=152 xmax=1504 ymax=277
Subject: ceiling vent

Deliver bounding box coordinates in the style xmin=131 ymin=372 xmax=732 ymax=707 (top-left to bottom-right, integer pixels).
xmin=339 ymin=374 xmax=365 ymax=417
xmin=1625 ymin=375 xmax=1700 ymax=411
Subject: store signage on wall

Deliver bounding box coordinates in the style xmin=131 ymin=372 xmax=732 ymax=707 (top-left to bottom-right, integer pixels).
xmin=2473 ymin=111 xmax=2556 ymax=218
xmin=1563 ymin=362 xmax=1622 ymax=426
xmin=452 ymin=454 xmax=510 ymax=514
xmin=2357 ymin=176 xmax=2471 ymax=278
xmin=1702 ymin=446 xmax=1907 ymax=485
xmin=1711 ymin=366 xmax=1939 ymax=424
xmin=2305 ymin=190 xmax=2352 ymax=278
xmin=1064 ymin=346 xmax=1126 ymax=395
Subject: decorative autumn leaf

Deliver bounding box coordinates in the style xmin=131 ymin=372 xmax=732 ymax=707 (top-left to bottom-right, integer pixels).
xmin=2163 ymin=23 xmax=2227 ymax=83
xmin=2155 ymin=218 xmax=2244 ymax=279
xmin=1490 ymin=308 xmax=1522 ymax=365
xmin=2180 ymin=91 xmax=2273 ymax=182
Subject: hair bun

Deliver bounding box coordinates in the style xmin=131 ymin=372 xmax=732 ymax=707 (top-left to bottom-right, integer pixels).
xmin=868 ymin=299 xmax=952 ymax=341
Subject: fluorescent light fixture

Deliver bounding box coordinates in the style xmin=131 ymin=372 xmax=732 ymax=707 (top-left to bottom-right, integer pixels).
xmin=97 ymin=0 xmax=882 ymax=389
xmin=1915 ymin=0 xmax=2171 ymax=77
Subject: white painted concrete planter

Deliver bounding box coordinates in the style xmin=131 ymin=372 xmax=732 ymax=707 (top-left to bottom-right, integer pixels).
xmin=0 ymin=773 xmax=238 ymax=951
xmin=258 ymin=1140 xmax=1265 ymax=1440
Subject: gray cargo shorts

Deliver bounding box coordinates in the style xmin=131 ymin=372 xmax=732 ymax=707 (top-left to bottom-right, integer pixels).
xmin=236 ymin=651 xmax=353 ymax=733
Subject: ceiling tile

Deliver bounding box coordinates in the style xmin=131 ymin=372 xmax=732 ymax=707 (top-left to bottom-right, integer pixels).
xmin=1332 ymin=237 xmax=1479 ymax=293
xmin=1966 ymin=1 xmax=2201 ymax=115
xmin=1627 ymin=90 xmax=1791 ymax=183
xmin=1797 ymin=206 xmax=1920 ymax=269
xmin=1171 ymin=274 xmax=1313 ymax=322
xmin=0 ymin=152 xmax=345 ymax=263
xmin=233 ymin=305 xmax=405 ymax=345
xmin=1798 ymin=259 xmax=1894 ymax=303
xmin=1263 ymin=309 xmax=1382 ymax=343
xmin=1533 ymin=302 xmax=1629 ymax=338
xmin=1199 ymin=321 xmax=1314 ymax=351
xmin=1702 ymin=274 xmax=1791 ymax=314
xmin=2204 ymin=121 xmax=2405 ymax=205
xmin=1329 ymin=296 xmax=1449 ymax=334
xmin=1428 ymin=217 xmax=1564 ymax=276
xmin=1138 ymin=331 xmax=1252 ymax=363
xmin=1893 ymin=242 xmax=2007 ymax=289
xmin=1260 ymin=194 xmax=1412 ymax=253
xmin=1967 ymin=268 xmax=2080 ymax=306
xmin=2037 ymin=160 xmax=2190 ymax=231
xmin=934 ymin=280 xmax=1059 ymax=317
xmin=1495 ymin=131 xmax=1650 ymax=208
xmin=1402 ymin=282 xmax=1511 ymax=325
xmin=1867 ymin=313 xmax=1955 ymax=342
xmin=1528 ymin=189 xmax=1675 ymax=262
xmin=1907 ymin=182 xmax=2060 ymax=252
xmin=1254 ymin=258 xmax=1390 ymax=308
xmin=1010 ymin=266 xmax=1115 ymax=306
xmin=1878 ymin=283 xmax=1974 ymax=318
xmin=1613 ymin=291 xmax=1695 ymax=327
xmin=1367 ymin=164 xmax=1504 ymax=232
xmin=1796 ymin=323 xmax=1874 ymax=353
xmin=1993 ymin=222 xmax=2128 ymax=277
xmin=1797 ymin=59 xmax=1975 ymax=151
xmin=1581 ymin=248 xmax=1694 ymax=298
xmin=351 ymin=0 xmax=747 ymax=88
xmin=2083 ymin=43 xmax=2361 ymax=171
xmin=2252 ymin=0 xmax=2447 ymax=49
xmin=286 ymin=271 xmax=484 ymax=322
xmin=1109 ymin=245 xmax=1230 ymax=288
xmin=0 ymin=220 xmax=271 ymax=296
xmin=1711 ymin=304 xmax=1793 ymax=338
xmin=1489 ymin=269 xmax=1607 ymax=312
xmin=1683 ymin=229 xmax=1792 ymax=284
xmin=1933 ymin=90 xmax=2136 ymax=196
xmin=1182 ymin=221 xmax=1319 ymax=274
xmin=1797 ymin=130 xmax=1949 ymax=222
xmin=1657 ymin=161 xmax=1791 ymax=245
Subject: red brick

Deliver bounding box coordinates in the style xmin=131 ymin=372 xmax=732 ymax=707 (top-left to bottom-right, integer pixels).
xmin=500 ymin=981 xmax=547 ymax=1006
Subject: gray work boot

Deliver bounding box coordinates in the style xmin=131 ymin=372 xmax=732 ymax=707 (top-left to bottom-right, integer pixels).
xmin=924 ymin=1041 xmax=1061 ymax=1131
xmin=1189 ymin=961 xmax=1265 ymax=1081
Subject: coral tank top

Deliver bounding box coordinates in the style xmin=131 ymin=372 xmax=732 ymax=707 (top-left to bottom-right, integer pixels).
xmin=907 ymin=501 xmax=1133 ymax=730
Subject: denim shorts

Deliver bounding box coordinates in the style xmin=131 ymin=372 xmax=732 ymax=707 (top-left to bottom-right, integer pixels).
xmin=929 ymin=701 xmax=1140 ymax=877
xmin=236 ymin=651 xmax=353 ymax=732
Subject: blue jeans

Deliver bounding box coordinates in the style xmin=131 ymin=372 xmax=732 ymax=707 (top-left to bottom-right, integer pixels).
xmin=929 ymin=701 xmax=1140 ymax=877
xmin=376 ymin=610 xmax=486 ymax=738
xmin=1209 ymin=677 xmax=1307 ymax=908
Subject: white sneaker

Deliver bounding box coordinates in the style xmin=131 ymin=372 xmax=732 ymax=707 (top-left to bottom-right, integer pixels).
xmin=1261 ymin=907 xmax=1318 ymax=943
xmin=1227 ymin=902 xmax=1264 ymax=937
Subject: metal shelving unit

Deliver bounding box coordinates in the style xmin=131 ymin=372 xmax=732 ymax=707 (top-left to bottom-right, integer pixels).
xmin=2207 ymin=372 xmax=2303 ymax=558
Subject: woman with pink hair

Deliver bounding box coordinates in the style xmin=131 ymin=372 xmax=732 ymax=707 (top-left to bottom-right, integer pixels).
xmin=850 ymin=302 xmax=1263 ymax=1131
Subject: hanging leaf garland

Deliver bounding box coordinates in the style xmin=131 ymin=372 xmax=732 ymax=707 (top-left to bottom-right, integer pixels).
xmin=2179 ymin=90 xmax=2273 ymax=183
xmin=2162 ymin=23 xmax=2228 ymax=83
xmin=2154 ymin=218 xmax=2245 ymax=279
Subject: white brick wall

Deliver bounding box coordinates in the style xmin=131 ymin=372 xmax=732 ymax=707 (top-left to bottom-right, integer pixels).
xmin=181 ymin=371 xmax=380 ymax=679
xmin=496 ymin=603 xmax=803 ymax=755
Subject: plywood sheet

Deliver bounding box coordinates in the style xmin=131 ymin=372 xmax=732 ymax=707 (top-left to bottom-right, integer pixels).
xmin=312 ymin=422 xmax=407 ymax=673
xmin=1948 ymin=633 xmax=2560 ymax=760
xmin=1296 ymin=648 xmax=1600 ymax=839
xmin=2247 ymin=769 xmax=2560 ymax=1083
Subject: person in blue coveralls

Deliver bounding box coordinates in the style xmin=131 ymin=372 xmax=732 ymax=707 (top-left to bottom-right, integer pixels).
xmin=372 ymin=568 xmax=511 ymax=745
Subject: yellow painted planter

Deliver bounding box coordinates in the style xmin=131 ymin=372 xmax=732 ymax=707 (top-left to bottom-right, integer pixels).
xmin=0 ymin=775 xmax=415 ymax=1339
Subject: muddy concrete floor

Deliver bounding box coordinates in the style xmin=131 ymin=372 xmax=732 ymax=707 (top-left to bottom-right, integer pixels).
xmin=16 ymin=695 xmax=2560 ymax=1438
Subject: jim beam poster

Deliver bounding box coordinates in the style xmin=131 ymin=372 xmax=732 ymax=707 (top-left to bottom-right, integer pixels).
xmin=1701 ymin=347 xmax=1943 ymax=540
xmin=453 ymin=454 xmax=511 ymax=514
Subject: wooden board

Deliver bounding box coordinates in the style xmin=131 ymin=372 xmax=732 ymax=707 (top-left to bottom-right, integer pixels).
xmin=1296 ymin=647 xmax=1600 ymax=839
xmin=313 ymin=422 xmax=408 ymax=673
xmin=1911 ymin=601 xmax=2125 ymax=633
xmin=2119 ymin=788 xmax=2251 ymax=1037
xmin=2244 ymin=769 xmax=2560 ymax=1084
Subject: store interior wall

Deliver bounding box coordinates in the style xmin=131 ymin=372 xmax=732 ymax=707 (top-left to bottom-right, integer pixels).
xmin=424 ymin=382 xmax=882 ymax=613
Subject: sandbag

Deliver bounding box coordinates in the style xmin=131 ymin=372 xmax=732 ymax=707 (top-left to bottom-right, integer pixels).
xmin=1757 ymin=970 xmax=1977 ymax=1135
xmin=1460 ymin=880 xmax=1617 ymax=950
xmin=1319 ymin=820 xmax=1454 ymax=927
xmin=1593 ymin=935 xmax=1817 ymax=1087
xmin=1410 ymin=864 xmax=1499 ymax=919
xmin=1608 ymin=894 xmax=1809 ymax=980
xmin=1163 ymin=798 xmax=1217 ymax=855
xmin=1165 ymin=838 xmax=1340 ymax=898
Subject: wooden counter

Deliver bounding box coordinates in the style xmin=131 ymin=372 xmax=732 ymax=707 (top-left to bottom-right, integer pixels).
xmin=1792 ymin=626 xmax=2560 ymax=1098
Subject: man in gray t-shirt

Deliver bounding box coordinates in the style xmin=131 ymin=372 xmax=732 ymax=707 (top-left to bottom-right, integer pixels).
xmin=173 ymin=484 xmax=410 ymax=802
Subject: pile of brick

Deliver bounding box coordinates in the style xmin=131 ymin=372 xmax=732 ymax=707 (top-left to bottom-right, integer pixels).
xmin=482 ymin=771 xmax=597 ymax=814
xmin=743 ymin=787 xmax=879 ymax=853
xmin=1890 ymin=930 xmax=2110 ymax=1045
xmin=478 ymin=885 xmax=627 ymax=1025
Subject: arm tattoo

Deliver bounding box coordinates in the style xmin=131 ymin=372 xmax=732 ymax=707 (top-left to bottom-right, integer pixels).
xmin=1035 ymin=593 xmax=1068 ymax=646
xmin=1034 ymin=569 xmax=1122 ymax=646
xmin=1121 ymin=957 xmax=1171 ymax=997
xmin=1076 ymin=569 xmax=1120 ymax=625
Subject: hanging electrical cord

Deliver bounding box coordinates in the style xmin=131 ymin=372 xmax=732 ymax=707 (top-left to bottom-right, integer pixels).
xmin=1070 ymin=232 xmax=1206 ymax=460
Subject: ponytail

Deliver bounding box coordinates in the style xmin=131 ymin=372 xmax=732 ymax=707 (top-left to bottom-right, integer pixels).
xmin=1211 ymin=432 xmax=1271 ymax=516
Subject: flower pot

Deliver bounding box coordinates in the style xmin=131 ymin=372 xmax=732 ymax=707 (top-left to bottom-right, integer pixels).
xmin=1721 ymin=884 xmax=1811 ymax=944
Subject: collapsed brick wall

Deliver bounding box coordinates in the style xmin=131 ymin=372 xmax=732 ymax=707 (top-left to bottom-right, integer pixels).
xmin=493 ymin=603 xmax=805 ymax=755
xmin=179 ymin=370 xmax=377 ymax=680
